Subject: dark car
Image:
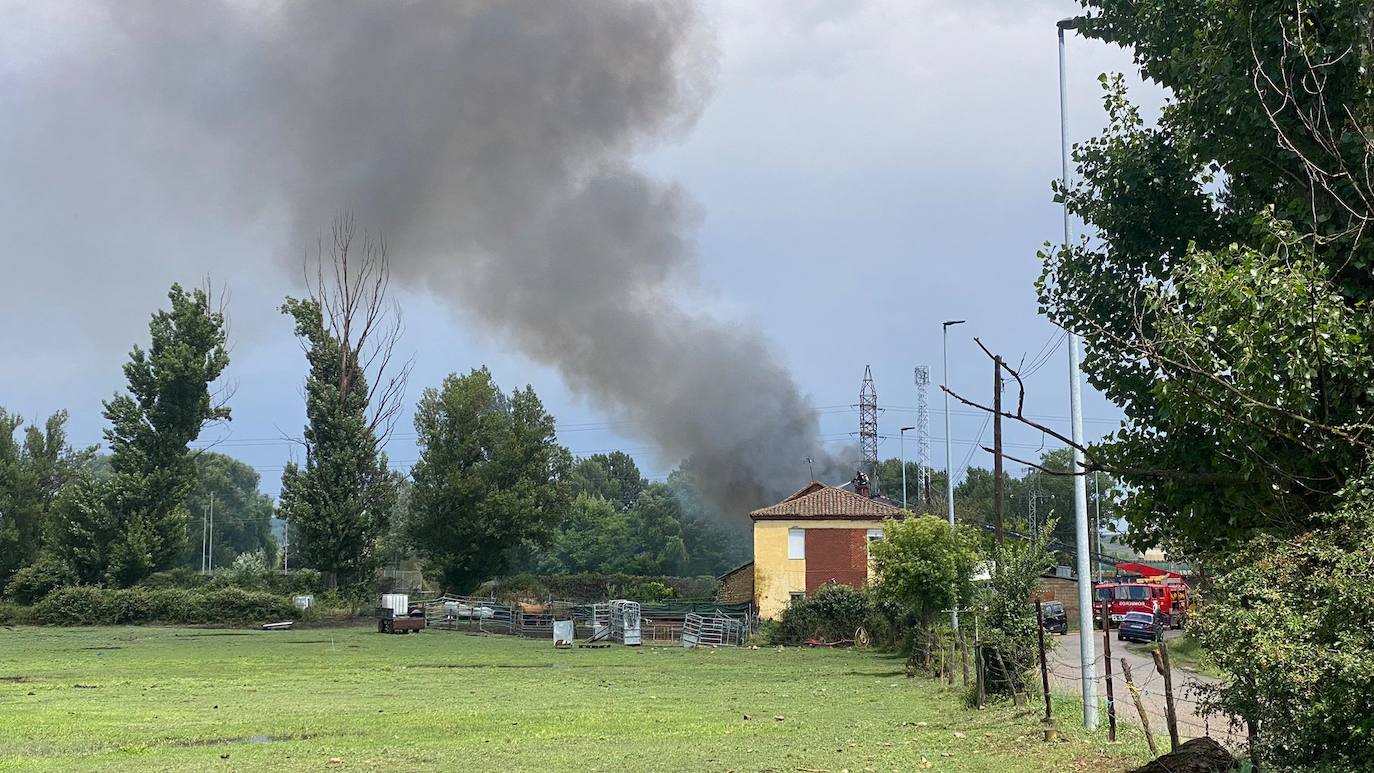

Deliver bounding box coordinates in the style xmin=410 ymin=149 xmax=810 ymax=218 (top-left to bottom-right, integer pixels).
xmin=1117 ymin=611 xmax=1163 ymax=643
xmin=1040 ymin=600 xmax=1068 ymax=635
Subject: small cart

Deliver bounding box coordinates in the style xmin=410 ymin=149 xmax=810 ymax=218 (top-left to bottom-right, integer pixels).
xmin=376 ymin=605 xmax=426 ymax=634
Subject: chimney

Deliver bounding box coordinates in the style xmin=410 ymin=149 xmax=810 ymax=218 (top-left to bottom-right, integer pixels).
xmin=852 ymin=470 xmax=870 ymax=498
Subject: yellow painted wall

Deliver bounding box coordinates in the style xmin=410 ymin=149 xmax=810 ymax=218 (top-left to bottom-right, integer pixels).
xmin=752 ymin=519 xmax=883 ymax=620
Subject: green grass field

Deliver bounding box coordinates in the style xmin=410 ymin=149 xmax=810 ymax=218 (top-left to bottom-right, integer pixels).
xmin=0 ymin=624 xmax=1147 ymax=771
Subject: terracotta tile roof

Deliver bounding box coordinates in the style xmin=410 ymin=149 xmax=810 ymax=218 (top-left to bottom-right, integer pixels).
xmin=750 ymin=482 xmax=903 ymax=520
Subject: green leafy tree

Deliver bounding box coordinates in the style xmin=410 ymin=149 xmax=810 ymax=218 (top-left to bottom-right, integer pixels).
xmin=663 ymin=464 xmax=749 ymax=576
xmin=1043 ymin=2 xmax=1374 ymax=555
xmin=0 ymin=409 xmax=93 ymax=588
xmin=869 ymin=514 xmax=981 ymax=635
xmin=569 ymin=451 xmax=644 ymax=512
xmin=873 ymin=458 xmax=949 ymax=514
xmin=537 ymin=493 xmax=631 ymax=574
xmin=1191 ymin=479 xmax=1374 ymax=771
xmin=624 ymin=483 xmax=689 ymax=575
xmin=407 ymin=368 xmax=571 ymax=591
xmin=51 ymin=285 xmax=230 ymax=586
xmin=278 ymin=219 xmax=408 ymax=591
xmin=184 ymin=453 xmax=276 ymax=570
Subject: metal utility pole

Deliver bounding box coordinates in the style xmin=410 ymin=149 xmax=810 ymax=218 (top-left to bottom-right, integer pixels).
xmin=859 ymin=365 xmax=879 ymax=488
xmin=899 ymin=426 xmax=916 ymax=509
xmin=941 ymin=320 xmax=965 ymax=633
xmin=207 ymin=491 xmax=215 ymax=573
xmin=913 ymin=366 xmax=931 ymax=507
xmin=993 ymin=356 xmax=1004 ymax=546
xmin=1095 ymin=471 xmax=1104 ymax=582
xmin=201 ymin=506 xmax=209 ymax=574
xmin=1059 ymin=15 xmax=1099 ymax=730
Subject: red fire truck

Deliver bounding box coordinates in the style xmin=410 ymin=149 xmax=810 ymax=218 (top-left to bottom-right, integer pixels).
xmin=1092 ymin=580 xmax=1190 ymax=629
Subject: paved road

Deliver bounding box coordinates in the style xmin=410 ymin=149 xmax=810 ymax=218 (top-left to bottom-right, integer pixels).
xmin=1046 ymin=629 xmax=1237 ymax=743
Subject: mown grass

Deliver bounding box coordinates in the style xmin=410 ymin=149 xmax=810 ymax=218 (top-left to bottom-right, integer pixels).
xmin=0 ymin=625 xmax=1150 ymax=771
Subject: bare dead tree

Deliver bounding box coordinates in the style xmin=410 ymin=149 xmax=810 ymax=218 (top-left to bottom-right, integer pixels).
xmin=301 ymin=213 xmax=414 ymax=449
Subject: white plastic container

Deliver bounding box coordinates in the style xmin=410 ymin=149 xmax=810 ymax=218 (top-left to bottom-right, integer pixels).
xmin=380 ymin=593 xmax=409 ymax=616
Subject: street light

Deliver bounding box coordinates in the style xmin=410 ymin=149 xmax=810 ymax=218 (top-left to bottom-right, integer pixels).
xmin=898 ymin=426 xmax=916 ymax=510
xmin=942 ymin=318 xmax=966 ymax=633
xmin=1058 ymin=14 xmax=1099 ymax=731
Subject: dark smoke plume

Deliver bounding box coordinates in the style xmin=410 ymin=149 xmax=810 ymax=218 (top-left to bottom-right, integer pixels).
xmin=7 ymin=1 xmax=853 ymax=515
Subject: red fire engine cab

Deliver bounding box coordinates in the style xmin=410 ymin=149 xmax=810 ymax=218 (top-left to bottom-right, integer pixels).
xmin=1092 ymin=579 xmax=1190 ymax=629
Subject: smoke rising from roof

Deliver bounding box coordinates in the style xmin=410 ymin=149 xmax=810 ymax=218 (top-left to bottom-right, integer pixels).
xmin=7 ymin=0 xmax=853 ymax=514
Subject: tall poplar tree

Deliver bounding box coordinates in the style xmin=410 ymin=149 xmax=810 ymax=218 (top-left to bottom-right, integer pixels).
xmin=51 ymin=285 xmax=230 ymax=585
xmin=277 ymin=217 xmax=408 ymax=591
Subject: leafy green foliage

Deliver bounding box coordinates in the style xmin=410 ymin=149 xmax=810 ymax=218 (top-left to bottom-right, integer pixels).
xmin=4 ymin=555 xmax=78 ymax=604
xmin=973 ymin=521 xmax=1056 ymax=694
xmin=278 ymin=297 xmax=396 ymax=591
xmin=1191 ymin=478 xmax=1374 ymax=771
xmin=0 ymin=409 xmax=93 ymax=588
xmin=869 ymin=515 xmax=981 ymax=632
xmin=407 ymin=368 xmax=571 ymax=592
xmin=67 ymin=284 xmax=233 ymax=586
xmin=1042 ymin=2 xmax=1374 ymax=555
xmin=536 ymin=493 xmax=632 ymax=573
xmin=183 ymin=452 xmax=277 ymax=570
xmin=483 ymin=573 xmax=718 ymax=602
xmin=32 ymin=586 xmax=298 ymax=626
xmin=769 ymin=583 xmax=875 ymax=646
xmin=569 ymin=451 xmax=643 ymax=511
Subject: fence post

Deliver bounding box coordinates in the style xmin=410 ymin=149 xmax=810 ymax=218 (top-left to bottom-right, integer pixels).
xmin=1102 ymin=604 xmax=1117 ymax=742
xmin=975 ymin=640 xmax=987 ymax=709
xmin=1153 ymin=640 xmax=1180 ymax=751
xmin=1035 ymin=599 xmax=1054 ymax=740
xmin=1120 ymin=659 xmax=1159 ymax=758
xmin=947 ymin=638 xmax=956 ymax=686
xmin=958 ymin=626 xmax=970 ymax=687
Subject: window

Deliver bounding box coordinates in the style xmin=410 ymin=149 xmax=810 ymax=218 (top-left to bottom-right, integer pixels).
xmin=787 ymin=528 xmax=805 ymax=560
xmin=1115 ymin=585 xmax=1151 ymax=601
xmin=866 ymin=528 xmax=883 ymax=558
xmin=789 ymin=592 xmax=806 ymax=606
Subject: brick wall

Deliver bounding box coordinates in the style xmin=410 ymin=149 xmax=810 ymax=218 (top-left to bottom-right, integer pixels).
xmin=717 ymin=562 xmax=754 ymax=604
xmin=804 ymin=528 xmax=868 ymax=592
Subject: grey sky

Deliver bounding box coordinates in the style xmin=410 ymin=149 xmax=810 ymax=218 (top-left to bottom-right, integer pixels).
xmin=0 ymin=0 xmax=1162 ymax=507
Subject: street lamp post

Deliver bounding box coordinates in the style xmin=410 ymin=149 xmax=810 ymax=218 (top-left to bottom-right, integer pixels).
xmin=899 ymin=426 xmax=916 ymax=510
xmin=942 ymin=319 xmax=966 ymax=632
xmin=1058 ymin=15 xmax=1099 ymax=731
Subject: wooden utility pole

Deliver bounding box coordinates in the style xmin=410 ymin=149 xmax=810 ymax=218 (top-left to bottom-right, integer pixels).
xmin=993 ymin=356 xmax=1004 ymax=545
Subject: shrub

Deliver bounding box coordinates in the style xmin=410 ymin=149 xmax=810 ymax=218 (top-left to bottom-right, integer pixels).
xmin=141 ymin=567 xmax=209 ymax=590
xmin=33 ymin=586 xmax=298 ymax=626
xmin=1190 ymin=481 xmax=1374 ymax=772
xmin=0 ymin=602 xmax=37 ymax=625
xmin=970 ymin=520 xmax=1056 ymax=698
xmin=482 ymin=573 xmax=718 ymax=602
xmin=5 ymin=556 xmax=79 ymax=604
xmin=624 ymin=581 xmax=675 ymax=603
xmin=769 ymin=583 xmax=874 ymax=645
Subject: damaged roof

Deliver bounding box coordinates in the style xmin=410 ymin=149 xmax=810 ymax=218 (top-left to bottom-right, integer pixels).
xmin=750 ymin=482 xmax=902 ymax=520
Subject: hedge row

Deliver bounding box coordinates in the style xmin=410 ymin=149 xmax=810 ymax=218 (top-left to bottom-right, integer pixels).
xmin=483 ymin=573 xmax=720 ymax=602
xmin=33 ymin=586 xmax=299 ymax=626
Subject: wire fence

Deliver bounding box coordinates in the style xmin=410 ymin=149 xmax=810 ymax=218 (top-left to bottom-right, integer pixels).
xmin=405 ymin=593 xmax=757 ymax=645
xmin=1041 ymin=633 xmax=1247 ymax=750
